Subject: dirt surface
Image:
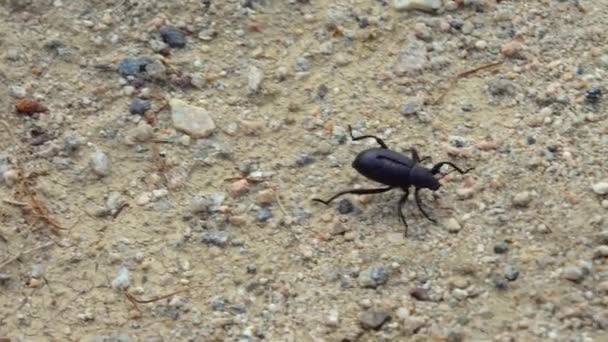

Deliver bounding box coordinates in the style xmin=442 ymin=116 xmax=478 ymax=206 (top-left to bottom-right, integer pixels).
xmin=1 ymin=0 xmax=608 ymax=341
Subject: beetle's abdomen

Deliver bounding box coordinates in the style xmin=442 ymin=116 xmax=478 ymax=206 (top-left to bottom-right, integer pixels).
xmin=352 ymin=148 xmax=415 ymax=187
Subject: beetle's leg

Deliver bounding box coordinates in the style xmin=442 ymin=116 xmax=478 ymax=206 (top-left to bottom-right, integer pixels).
xmin=430 ymin=161 xmax=474 ymax=175
xmin=397 ymin=188 xmax=410 ymax=236
xmin=312 ymin=186 xmax=393 ymax=205
xmin=414 ymin=187 xmax=436 ymax=223
xmin=348 ymin=125 xmax=388 ymax=149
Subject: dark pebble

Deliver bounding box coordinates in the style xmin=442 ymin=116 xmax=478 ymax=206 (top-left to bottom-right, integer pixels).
xmin=118 ymin=57 xmax=152 ymax=77
xmin=256 ymin=208 xmax=272 ymax=222
xmin=358 ymin=16 xmax=369 ymax=29
xmin=201 ymin=230 xmax=230 ymax=247
xmin=461 ymin=103 xmax=474 ymax=112
xmin=337 ymin=199 xmax=354 ymax=214
xmin=295 ymin=154 xmax=315 ymax=167
xmin=210 ymin=297 xmax=226 ymax=311
xmin=586 ymin=88 xmax=602 ymax=104
xmin=410 ymin=287 xmax=431 ymax=301
xmin=129 ymin=98 xmax=151 ymax=115
xmin=246 ymin=265 xmax=257 ymax=274
xmin=505 ymin=266 xmax=519 ymax=281
xmin=160 ymin=25 xmax=187 ymax=48
xmin=317 ymin=84 xmax=329 ymax=99
xmin=527 ymin=136 xmax=536 ymax=145
xmin=492 ymin=274 xmax=508 ymax=290
xmin=494 ymin=241 xmax=509 ymax=254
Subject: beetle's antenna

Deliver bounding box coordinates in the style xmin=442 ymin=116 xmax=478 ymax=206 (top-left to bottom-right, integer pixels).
xmin=431 ymin=162 xmax=474 ymax=175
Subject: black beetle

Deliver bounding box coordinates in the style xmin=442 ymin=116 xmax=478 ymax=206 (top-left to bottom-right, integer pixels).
xmin=312 ymin=125 xmax=474 ymax=236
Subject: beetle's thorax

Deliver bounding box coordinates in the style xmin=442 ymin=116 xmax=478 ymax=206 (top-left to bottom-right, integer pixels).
xmin=408 ymin=164 xmax=440 ymax=190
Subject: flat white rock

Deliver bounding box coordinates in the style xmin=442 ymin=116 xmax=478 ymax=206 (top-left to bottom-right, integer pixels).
xmin=394 ymin=0 xmax=442 ymax=12
xmin=170 ymin=98 xmax=216 ymax=138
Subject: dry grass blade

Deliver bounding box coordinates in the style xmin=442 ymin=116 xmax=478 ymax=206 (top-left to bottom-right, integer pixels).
xmin=123 ymin=287 xmax=194 ymax=312
xmin=1 ymin=120 xmax=65 ymax=235
xmin=432 ymin=60 xmax=504 ymax=105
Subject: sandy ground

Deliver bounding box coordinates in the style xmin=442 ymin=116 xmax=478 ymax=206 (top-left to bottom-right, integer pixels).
xmin=1 ymin=0 xmax=608 ymax=341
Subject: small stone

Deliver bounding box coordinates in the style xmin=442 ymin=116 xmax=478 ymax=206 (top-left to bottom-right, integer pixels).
xmin=111 ymin=266 xmax=130 ymax=290
xmin=255 ymin=189 xmax=275 ymax=205
xmin=400 ymin=98 xmax=422 ymax=116
xmin=201 ymin=230 xmax=230 ymax=247
xmin=593 ymin=246 xmax=608 ymax=259
xmin=325 ymin=309 xmax=339 ymax=327
xmin=410 ymin=287 xmax=431 ymax=301
xmin=337 ymin=199 xmax=354 ymax=214
xmin=170 ymin=98 xmax=215 ymax=138
xmin=227 ymin=179 xmax=249 ymax=198
xmin=448 ymin=276 xmax=469 ymax=289
xmin=359 ymin=265 xmax=389 ymax=289
xmin=247 ymin=66 xmax=264 ymax=94
xmin=3 ymin=169 xmax=19 ymax=186
xmin=256 ymin=208 xmax=272 ymax=222
xmin=512 ymin=191 xmax=532 ymax=207
xmin=505 ymin=266 xmax=519 ymax=281
xmin=494 ymin=241 xmax=509 ymax=254
xmin=9 ymin=85 xmax=27 ymax=98
xmin=118 ymin=57 xmax=152 ymax=77
xmin=451 ymin=288 xmax=468 ymax=300
xmin=331 ymin=222 xmax=349 ymax=235
xmin=592 ymin=182 xmax=608 ymax=195
xmin=159 ymin=25 xmax=187 ymax=48
xmin=136 ymin=192 xmax=152 ymax=206
xmin=359 ymin=309 xmax=391 ymax=330
xmin=90 ymin=150 xmax=111 ymax=177
xmin=562 ymin=265 xmax=587 ymax=283
xmin=444 ymin=217 xmax=461 ymax=233
xmin=501 ymin=41 xmax=524 ymax=58
xmin=63 ymin=135 xmax=82 ymax=155
xmin=394 ymin=0 xmax=442 ymax=12
xmin=129 ymin=98 xmax=151 ymax=115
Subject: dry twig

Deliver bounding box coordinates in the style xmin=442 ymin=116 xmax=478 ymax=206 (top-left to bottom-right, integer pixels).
xmin=432 ymin=60 xmax=504 ymax=105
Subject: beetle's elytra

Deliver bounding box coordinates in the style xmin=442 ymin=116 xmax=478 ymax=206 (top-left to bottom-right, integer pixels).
xmin=313 ymin=125 xmax=474 ymax=236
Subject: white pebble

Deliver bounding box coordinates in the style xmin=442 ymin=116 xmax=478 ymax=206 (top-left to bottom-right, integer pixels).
xmin=111 ymin=266 xmax=130 ymax=290
xmin=592 ymin=182 xmax=608 ymax=195
xmin=90 ymin=150 xmax=111 ymax=177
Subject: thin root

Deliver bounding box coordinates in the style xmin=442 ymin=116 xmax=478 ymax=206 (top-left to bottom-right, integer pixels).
xmin=433 ymin=60 xmax=504 ymax=105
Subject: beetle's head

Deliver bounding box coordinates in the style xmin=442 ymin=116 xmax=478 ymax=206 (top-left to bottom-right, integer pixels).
xmin=409 ymin=165 xmax=441 ymax=190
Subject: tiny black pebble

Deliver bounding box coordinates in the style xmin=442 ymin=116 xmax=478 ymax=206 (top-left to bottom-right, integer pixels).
xmin=337 ymin=199 xmax=354 ymax=214
xmin=160 ymin=25 xmax=187 ymax=48
xmin=586 ymin=88 xmax=602 ymax=104
xmin=505 ymin=266 xmax=519 ymax=281
xmin=129 ymin=98 xmax=151 ymax=115
xmin=494 ymin=241 xmax=509 ymax=254
xmin=526 ymin=136 xmax=536 ymax=145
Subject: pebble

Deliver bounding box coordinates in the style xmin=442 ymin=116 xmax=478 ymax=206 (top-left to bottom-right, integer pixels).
xmin=394 ymin=0 xmax=442 ymax=12
xmin=444 ymin=217 xmax=462 ymax=233
xmin=359 ymin=309 xmax=391 ymax=330
xmin=325 ymin=309 xmax=339 ymax=327
xmin=359 ymin=265 xmax=389 ymax=289
xmin=256 ymin=189 xmax=275 ymax=205
xmin=562 ymin=265 xmax=588 ymax=283
xmin=400 ymin=98 xmax=422 ymax=116
xmin=90 ymin=150 xmax=111 ymax=177
xmin=159 ymin=25 xmax=187 ymax=48
xmin=129 ymin=98 xmax=151 ymax=115
xmin=337 ymin=199 xmax=354 ymax=214
xmin=118 ymin=57 xmax=152 ymax=77
xmin=256 ymin=208 xmax=272 ymax=222
xmin=505 ymin=266 xmax=519 ymax=281
xmin=170 ymin=98 xmax=216 ymax=138
xmin=63 ymin=134 xmax=82 ymax=155
xmin=512 ymin=191 xmax=532 ymax=207
xmin=494 ymin=241 xmax=509 ymax=254
xmin=201 ymin=230 xmax=230 ymax=247
xmin=227 ymin=179 xmax=249 ymax=198
xmin=111 ymin=266 xmax=130 ymax=290
xmin=591 ymin=182 xmax=608 ymax=195
xmin=9 ymin=85 xmax=26 ymax=98
xmin=247 ymin=66 xmax=264 ymax=94
xmin=500 ymin=41 xmax=524 ymax=58
xmin=593 ymin=246 xmax=608 ymax=259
